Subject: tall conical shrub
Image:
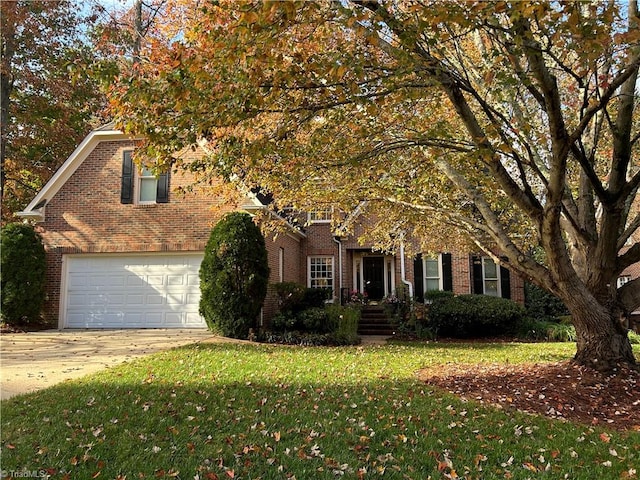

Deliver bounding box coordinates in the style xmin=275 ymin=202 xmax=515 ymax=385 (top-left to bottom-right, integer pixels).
xmin=199 ymin=212 xmax=270 ymax=338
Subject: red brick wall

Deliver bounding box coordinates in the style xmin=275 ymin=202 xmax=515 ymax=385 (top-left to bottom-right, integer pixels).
xmin=37 ymin=137 xmax=525 ymax=327
xmin=262 ymin=232 xmax=303 ymax=326
xmin=36 ymin=139 xmax=276 ymax=325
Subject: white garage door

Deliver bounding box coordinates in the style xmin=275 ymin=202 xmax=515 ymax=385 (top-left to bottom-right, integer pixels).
xmin=63 ymin=254 xmax=206 ymax=329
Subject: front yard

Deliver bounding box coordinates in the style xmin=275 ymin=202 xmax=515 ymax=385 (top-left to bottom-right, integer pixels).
xmin=1 ymin=341 xmax=638 ymax=479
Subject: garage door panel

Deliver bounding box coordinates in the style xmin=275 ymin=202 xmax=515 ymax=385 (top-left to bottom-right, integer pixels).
xmin=64 ymin=254 xmax=206 ymax=329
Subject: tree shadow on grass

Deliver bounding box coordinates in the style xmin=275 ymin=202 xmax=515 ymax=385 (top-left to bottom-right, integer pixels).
xmin=2 ymin=343 xmax=629 ymax=479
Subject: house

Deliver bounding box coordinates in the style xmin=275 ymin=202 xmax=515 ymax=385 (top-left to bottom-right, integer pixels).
xmin=18 ymin=125 xmax=525 ymax=330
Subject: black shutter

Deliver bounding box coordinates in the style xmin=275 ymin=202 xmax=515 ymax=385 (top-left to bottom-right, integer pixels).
xmin=121 ymin=151 xmax=134 ymax=204
xmin=471 ymin=255 xmax=484 ymax=294
xmin=156 ymin=171 xmax=170 ymax=203
xmin=442 ymin=253 xmax=453 ymax=291
xmin=414 ymin=254 xmax=424 ymax=302
xmin=500 ymin=264 xmax=511 ymax=299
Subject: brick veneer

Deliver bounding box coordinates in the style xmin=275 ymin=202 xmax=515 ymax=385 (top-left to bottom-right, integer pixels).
xmin=36 ymin=136 xmax=524 ymax=327
xmin=36 ymin=139 xmax=298 ymax=325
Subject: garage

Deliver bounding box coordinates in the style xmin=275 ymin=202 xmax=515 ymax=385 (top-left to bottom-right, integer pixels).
xmin=62 ymin=254 xmax=206 ymax=329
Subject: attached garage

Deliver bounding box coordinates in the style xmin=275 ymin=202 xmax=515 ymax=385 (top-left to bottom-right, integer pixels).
xmin=61 ymin=254 xmax=206 ymax=329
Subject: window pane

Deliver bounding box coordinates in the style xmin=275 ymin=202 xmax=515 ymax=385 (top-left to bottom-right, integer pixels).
xmin=483 ymin=258 xmax=497 ymax=278
xmin=484 ymin=280 xmax=499 ymax=296
xmin=309 ymin=209 xmax=331 ymax=222
xmin=425 ymin=258 xmax=439 ymax=277
xmin=139 ymin=178 xmax=157 ymax=202
xmin=140 ymin=166 xmax=154 ymax=177
xmin=310 ymin=257 xmax=333 ymax=289
xmin=425 ymin=279 xmax=440 ymax=292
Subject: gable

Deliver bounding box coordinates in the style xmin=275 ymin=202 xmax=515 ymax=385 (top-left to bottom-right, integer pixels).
xmin=17 ymin=126 xmax=133 ymax=222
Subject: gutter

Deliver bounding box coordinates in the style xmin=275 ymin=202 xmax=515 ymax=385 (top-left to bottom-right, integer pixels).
xmin=333 ymin=236 xmax=343 ymax=301
xmin=399 ymin=242 xmax=413 ymax=298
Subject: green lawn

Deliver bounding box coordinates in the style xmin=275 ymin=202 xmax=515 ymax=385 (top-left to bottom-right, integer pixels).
xmin=2 ymin=342 xmax=638 ymax=479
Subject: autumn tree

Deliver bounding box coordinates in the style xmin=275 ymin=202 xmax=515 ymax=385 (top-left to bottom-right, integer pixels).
xmin=110 ymin=1 xmax=640 ymax=370
xmin=0 ymin=0 xmax=108 ymax=221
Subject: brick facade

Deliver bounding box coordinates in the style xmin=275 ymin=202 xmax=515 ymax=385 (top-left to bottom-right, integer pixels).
xmin=27 ymin=133 xmax=525 ymax=328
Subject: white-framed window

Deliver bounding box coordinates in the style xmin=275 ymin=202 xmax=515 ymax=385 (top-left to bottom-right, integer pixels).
xmin=121 ymin=150 xmax=169 ymax=205
xmin=279 ymin=247 xmax=285 ymax=282
xmin=308 ymin=256 xmax=334 ymax=290
xmin=617 ymin=275 xmax=631 ymax=288
xmin=137 ymin=166 xmax=158 ymax=204
xmin=482 ymin=257 xmax=500 ymax=297
xmin=308 ymin=208 xmax=332 ymax=224
xmin=423 ymin=256 xmax=442 ymax=292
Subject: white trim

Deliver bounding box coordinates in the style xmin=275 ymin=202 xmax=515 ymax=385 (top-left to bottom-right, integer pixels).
xmin=352 ymin=252 xmax=396 ymax=298
xmin=307 ymin=208 xmax=332 ymax=224
xmin=136 ymin=165 xmax=158 ymax=204
xmin=481 ymin=257 xmax=501 ymax=297
xmin=17 ymin=128 xmax=137 ymax=221
xmin=423 ymin=254 xmax=443 ymax=292
xmin=307 ymin=255 xmax=334 ymax=291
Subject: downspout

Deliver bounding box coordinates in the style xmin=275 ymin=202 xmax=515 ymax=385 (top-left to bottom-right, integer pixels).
xmin=333 ymin=236 xmax=343 ymax=302
xmin=400 ymin=242 xmax=413 ymax=298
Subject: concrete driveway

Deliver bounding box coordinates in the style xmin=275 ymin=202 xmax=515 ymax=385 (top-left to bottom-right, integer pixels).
xmin=0 ymin=329 xmax=215 ymax=400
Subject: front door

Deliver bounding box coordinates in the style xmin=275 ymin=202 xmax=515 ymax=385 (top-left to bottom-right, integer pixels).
xmin=363 ymin=256 xmax=385 ymax=300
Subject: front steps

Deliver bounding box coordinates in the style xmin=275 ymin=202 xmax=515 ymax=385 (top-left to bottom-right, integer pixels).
xmin=358 ymin=305 xmax=394 ymax=336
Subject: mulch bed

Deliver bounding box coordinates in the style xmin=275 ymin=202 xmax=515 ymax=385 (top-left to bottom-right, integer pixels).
xmin=418 ymin=361 xmax=640 ymax=432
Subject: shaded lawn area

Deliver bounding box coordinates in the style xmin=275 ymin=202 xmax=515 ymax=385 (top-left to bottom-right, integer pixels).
xmin=1 ymin=342 xmax=639 ymax=479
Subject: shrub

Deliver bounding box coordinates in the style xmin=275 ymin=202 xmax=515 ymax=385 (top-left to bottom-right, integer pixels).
xmin=271 ymin=312 xmax=298 ymax=332
xmin=199 ymin=212 xmax=270 ymax=338
xmin=327 ymin=304 xmax=360 ymax=344
xmin=524 ymin=282 xmax=569 ymax=320
xmin=424 ymin=290 xmax=455 ymax=303
xmin=428 ymin=294 xmax=524 ymax=338
xmin=298 ymin=307 xmax=330 ymax=333
xmin=516 ymin=318 xmax=577 ymax=342
xmin=272 ymin=282 xmax=307 ymax=313
xmin=301 ymin=287 xmax=332 ymax=310
xmin=1 ymin=223 xmax=46 ymax=325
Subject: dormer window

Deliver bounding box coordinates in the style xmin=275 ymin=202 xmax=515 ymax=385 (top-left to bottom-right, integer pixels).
xmin=121 ymin=150 xmax=169 ymax=204
xmin=308 ymin=208 xmax=332 ymax=224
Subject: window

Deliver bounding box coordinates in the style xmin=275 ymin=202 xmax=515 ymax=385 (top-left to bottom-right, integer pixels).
xmin=424 ymin=256 xmax=441 ymax=292
xmin=472 ymin=255 xmax=510 ymax=298
xmin=279 ymin=247 xmax=285 ymax=282
xmin=482 ymin=257 xmax=500 ymax=297
xmin=138 ymin=166 xmax=158 ymax=204
xmin=121 ymin=150 xmax=169 ymax=204
xmin=308 ymin=256 xmax=333 ymax=290
xmin=308 ymin=208 xmax=332 ymax=223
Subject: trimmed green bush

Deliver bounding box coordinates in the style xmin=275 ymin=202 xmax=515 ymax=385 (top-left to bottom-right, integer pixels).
xmin=272 ymin=282 xmax=307 ymax=313
xmin=428 ymin=293 xmax=524 ymax=338
xmin=298 ymin=307 xmax=330 ymax=332
xmin=524 ymin=282 xmax=569 ymax=320
xmin=1 ymin=223 xmax=46 ymax=325
xmin=199 ymin=212 xmax=270 ymax=338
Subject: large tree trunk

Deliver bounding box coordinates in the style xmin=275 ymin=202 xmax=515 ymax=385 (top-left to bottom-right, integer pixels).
xmin=566 ymin=297 xmax=637 ymax=371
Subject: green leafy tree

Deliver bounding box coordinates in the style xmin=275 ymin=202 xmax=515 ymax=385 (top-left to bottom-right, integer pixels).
xmin=111 ymin=1 xmax=640 ymax=369
xmin=1 ymin=223 xmax=46 ymax=325
xmin=0 ymin=0 xmax=107 ymax=221
xmin=199 ymin=212 xmax=270 ymax=338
